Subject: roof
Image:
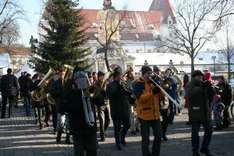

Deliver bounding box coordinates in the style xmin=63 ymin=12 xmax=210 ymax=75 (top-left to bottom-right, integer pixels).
xmin=80 ymin=9 xmax=161 ymax=41
xmin=149 ymin=0 xmax=176 ymax=24
xmin=0 ymin=47 xmax=31 ymax=56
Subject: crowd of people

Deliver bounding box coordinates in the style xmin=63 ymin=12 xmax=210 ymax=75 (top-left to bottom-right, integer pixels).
xmin=0 ymin=65 xmax=233 ymax=156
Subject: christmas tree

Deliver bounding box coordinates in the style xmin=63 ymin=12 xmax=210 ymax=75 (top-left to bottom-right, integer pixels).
xmin=30 ymin=0 xmax=91 ymax=73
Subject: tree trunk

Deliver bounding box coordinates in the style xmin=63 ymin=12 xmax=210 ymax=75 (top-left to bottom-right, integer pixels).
xmin=227 ymin=56 xmax=231 ymax=83
xmin=191 ymin=56 xmax=195 ymax=75
xmin=104 ymin=48 xmax=110 ymax=72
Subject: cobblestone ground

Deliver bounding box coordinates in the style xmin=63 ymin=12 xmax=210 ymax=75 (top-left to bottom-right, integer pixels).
xmin=0 ymin=104 xmax=233 ymax=156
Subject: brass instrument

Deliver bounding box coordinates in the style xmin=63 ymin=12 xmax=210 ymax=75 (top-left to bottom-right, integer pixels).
xmin=31 ymin=68 xmax=56 ymax=102
xmin=31 ymin=65 xmax=74 ymax=105
xmin=74 ymin=70 xmax=95 ymax=127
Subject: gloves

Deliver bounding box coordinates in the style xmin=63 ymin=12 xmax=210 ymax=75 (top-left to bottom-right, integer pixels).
xmin=152 ymin=86 xmax=160 ymax=94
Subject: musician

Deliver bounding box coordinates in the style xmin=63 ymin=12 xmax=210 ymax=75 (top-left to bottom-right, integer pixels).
xmin=153 ymin=65 xmax=170 ymax=141
xmin=92 ymin=71 xmax=110 ymax=141
xmin=164 ymin=68 xmax=178 ymax=124
xmin=133 ymin=65 xmax=163 ymax=156
xmin=188 ymin=70 xmax=214 ymax=156
xmin=65 ymin=67 xmax=97 ymax=156
xmin=217 ymin=76 xmax=232 ymax=128
xmin=49 ymin=69 xmax=70 ymax=144
xmin=31 ymin=74 xmax=43 ymax=129
xmin=125 ymin=67 xmax=139 ymax=135
xmin=106 ymin=67 xmax=131 ymax=150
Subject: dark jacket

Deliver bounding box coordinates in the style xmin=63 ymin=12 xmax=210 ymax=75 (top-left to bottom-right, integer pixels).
xmin=188 ymin=79 xmax=214 ymax=122
xmin=217 ymin=82 xmax=232 ymax=107
xmin=106 ymin=80 xmax=130 ymax=118
xmin=65 ymin=85 xmax=96 ymax=134
xmin=20 ymin=77 xmax=33 ymax=97
xmin=92 ymin=80 xmax=106 ymax=107
xmin=49 ymin=79 xmax=65 ymax=113
xmin=0 ymin=74 xmax=19 ymax=96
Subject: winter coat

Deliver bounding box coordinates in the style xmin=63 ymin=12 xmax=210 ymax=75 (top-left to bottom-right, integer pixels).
xmin=65 ymin=84 xmax=96 ymax=134
xmin=49 ymin=79 xmax=66 ymax=113
xmin=0 ymin=74 xmax=19 ymax=96
xmin=106 ymin=80 xmax=130 ymax=118
xmin=217 ymin=83 xmax=232 ymax=107
xmin=188 ymin=79 xmax=214 ymax=122
xmin=133 ymin=77 xmax=163 ymax=121
xmin=92 ymin=80 xmax=106 ymax=107
xmin=19 ymin=77 xmax=33 ymax=97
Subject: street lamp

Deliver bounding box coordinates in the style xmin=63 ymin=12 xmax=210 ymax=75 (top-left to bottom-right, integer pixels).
xmin=212 ymin=56 xmax=216 ymax=76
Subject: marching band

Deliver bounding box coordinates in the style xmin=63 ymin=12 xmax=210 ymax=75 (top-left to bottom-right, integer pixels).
xmin=0 ymin=64 xmax=233 ymax=156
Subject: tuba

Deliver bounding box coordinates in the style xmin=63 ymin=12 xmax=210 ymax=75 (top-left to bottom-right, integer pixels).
xmin=31 ymin=68 xmax=56 ymax=102
xmin=73 ymin=70 xmax=95 ymax=127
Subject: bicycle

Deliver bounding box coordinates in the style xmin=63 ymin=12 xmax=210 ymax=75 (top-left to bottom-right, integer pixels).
xmin=229 ymin=101 xmax=234 ymax=119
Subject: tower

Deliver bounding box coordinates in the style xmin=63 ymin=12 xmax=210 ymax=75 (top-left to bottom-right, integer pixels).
xmin=149 ymin=0 xmax=176 ymax=24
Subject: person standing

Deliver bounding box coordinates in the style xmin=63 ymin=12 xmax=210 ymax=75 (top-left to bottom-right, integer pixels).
xmin=188 ymin=70 xmax=214 ymax=156
xmin=49 ymin=69 xmax=70 ymax=143
xmin=133 ymin=65 xmax=163 ymax=156
xmin=20 ymin=73 xmax=34 ymax=116
xmin=65 ymin=67 xmax=97 ymax=156
xmin=92 ymin=71 xmax=110 ymax=141
xmin=163 ymin=68 xmax=178 ymax=124
xmin=0 ymin=68 xmax=19 ymax=118
xmin=217 ymin=76 xmax=232 ymax=128
xmin=106 ymin=67 xmax=131 ymax=150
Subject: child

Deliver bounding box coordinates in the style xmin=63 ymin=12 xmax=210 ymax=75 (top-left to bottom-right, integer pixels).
xmin=212 ymin=94 xmax=225 ymax=130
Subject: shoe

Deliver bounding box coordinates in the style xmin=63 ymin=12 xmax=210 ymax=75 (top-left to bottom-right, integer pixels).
xmin=56 ymin=132 xmax=62 ymax=143
xmin=200 ymin=149 xmax=213 ymax=156
xmin=116 ymin=144 xmax=122 ymax=150
xmin=193 ymin=152 xmax=200 ymax=156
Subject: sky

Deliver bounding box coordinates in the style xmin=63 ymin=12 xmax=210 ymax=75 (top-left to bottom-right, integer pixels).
xmin=18 ymin=0 xmax=155 ymax=47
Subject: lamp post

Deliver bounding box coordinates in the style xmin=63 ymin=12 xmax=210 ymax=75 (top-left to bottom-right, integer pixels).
xmin=212 ymin=56 xmax=216 ymax=76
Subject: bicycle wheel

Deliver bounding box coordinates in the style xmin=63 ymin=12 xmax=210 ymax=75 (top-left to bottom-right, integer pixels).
xmin=229 ymin=101 xmax=234 ymax=119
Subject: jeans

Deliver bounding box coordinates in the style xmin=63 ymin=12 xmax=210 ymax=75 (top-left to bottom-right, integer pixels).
xmin=112 ymin=115 xmax=130 ymax=145
xmin=97 ymin=105 xmax=110 ymax=138
xmin=23 ymin=96 xmax=32 ymax=116
xmin=191 ymin=121 xmax=213 ymax=153
xmin=1 ymin=95 xmax=16 ymax=118
xmin=140 ymin=119 xmax=161 ymax=156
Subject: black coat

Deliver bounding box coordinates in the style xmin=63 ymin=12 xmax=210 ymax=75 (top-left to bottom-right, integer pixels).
xmin=0 ymin=74 xmax=19 ymax=96
xmin=106 ymin=80 xmax=130 ymax=118
xmin=49 ymin=79 xmax=66 ymax=113
xmin=92 ymin=80 xmax=106 ymax=107
xmin=65 ymin=87 xmax=96 ymax=134
xmin=217 ymin=83 xmax=232 ymax=107
xmin=188 ymin=79 xmax=214 ymax=122
xmin=19 ymin=77 xmax=33 ymax=97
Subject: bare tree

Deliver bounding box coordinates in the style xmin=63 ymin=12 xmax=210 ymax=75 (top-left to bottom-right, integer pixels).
xmin=0 ymin=0 xmax=24 ymax=44
xmin=95 ymin=8 xmax=126 ymax=71
xmin=215 ymin=19 xmax=234 ymax=81
xmin=216 ymin=0 xmax=234 ymax=20
xmin=160 ymin=0 xmax=221 ymax=73
xmin=1 ymin=21 xmax=19 ymax=49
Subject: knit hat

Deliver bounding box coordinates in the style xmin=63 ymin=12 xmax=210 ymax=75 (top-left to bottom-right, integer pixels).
xmin=192 ymin=70 xmax=204 ymax=78
xmin=141 ymin=65 xmax=152 ymax=75
xmin=97 ymin=71 xmax=105 ymax=77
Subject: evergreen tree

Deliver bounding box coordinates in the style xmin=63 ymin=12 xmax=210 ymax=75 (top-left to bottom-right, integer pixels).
xmin=30 ymin=0 xmax=91 ymax=73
